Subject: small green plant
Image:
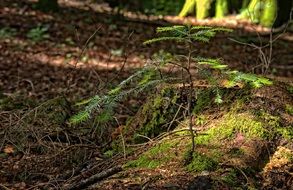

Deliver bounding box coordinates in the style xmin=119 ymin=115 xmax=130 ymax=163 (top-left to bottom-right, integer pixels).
xmin=0 ymin=27 xmax=16 ymax=38
xmin=124 ymin=141 xmax=175 ymax=169
xmin=71 ymin=25 xmax=272 ymax=155
xmin=185 ymin=151 xmax=218 ymax=172
xmin=221 ymin=169 xmax=239 ymax=186
xmin=26 ymin=25 xmax=50 ymax=42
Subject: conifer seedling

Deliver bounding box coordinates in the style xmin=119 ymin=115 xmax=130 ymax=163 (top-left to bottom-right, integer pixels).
xmin=70 ymin=25 xmax=272 ymax=155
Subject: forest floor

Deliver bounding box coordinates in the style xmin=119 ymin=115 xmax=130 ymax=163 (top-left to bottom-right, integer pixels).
xmin=0 ymin=0 xmax=292 ymax=189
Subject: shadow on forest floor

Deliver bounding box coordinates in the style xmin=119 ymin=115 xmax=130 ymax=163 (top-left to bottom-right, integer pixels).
xmin=1 ymin=0 xmax=292 ymax=100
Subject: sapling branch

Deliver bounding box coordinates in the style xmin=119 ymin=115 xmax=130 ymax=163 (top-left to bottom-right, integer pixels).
xmin=187 ymin=38 xmax=195 ymax=152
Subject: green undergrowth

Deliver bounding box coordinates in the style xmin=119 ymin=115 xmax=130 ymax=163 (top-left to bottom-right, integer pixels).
xmin=124 ymin=139 xmax=179 ymax=169
xmin=120 ymin=84 xmax=292 ymax=177
xmin=127 ymin=86 xmax=182 ymax=143
xmin=255 ymin=110 xmax=292 ymax=140
xmin=124 ymin=134 xmax=222 ymax=172
xmin=185 ymin=151 xmax=219 ymax=172
xmin=287 ymin=85 xmax=293 ymax=94
xmin=196 ymin=112 xmax=269 ymax=145
xmin=126 ymin=87 xmax=248 ymax=145
xmin=124 ymin=106 xmax=291 ymax=173
xmin=221 ymin=168 xmax=239 ymax=187
xmin=219 ymin=168 xmax=253 ymax=188
xmin=0 ymin=94 xmax=36 ymax=111
xmin=285 ymin=104 xmax=293 ymax=115
xmin=196 ymin=107 xmax=292 ymax=145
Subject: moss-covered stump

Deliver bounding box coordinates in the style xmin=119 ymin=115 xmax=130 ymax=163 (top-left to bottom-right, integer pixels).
xmin=100 ymin=82 xmax=292 ymax=189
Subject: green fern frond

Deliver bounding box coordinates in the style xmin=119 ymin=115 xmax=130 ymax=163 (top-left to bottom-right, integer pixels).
xmin=192 ymin=36 xmax=210 ymax=43
xmin=191 ymin=26 xmax=213 ymax=31
xmin=214 ymin=91 xmax=223 ymax=104
xmin=196 ymin=57 xmax=228 ymax=69
xmin=75 ymin=98 xmax=92 ymax=106
xmin=156 ymin=25 xmax=186 ymax=34
xmin=137 ymin=78 xmax=175 ymax=93
xmin=144 ymin=36 xmax=186 ymax=45
xmin=257 ymin=77 xmax=273 ymax=85
xmin=210 ymin=27 xmax=233 ymax=33
xmin=192 ymin=30 xmax=215 ymax=38
xmin=138 ymin=69 xmax=157 ymax=86
xmin=202 ymin=31 xmax=216 ymax=38
xmin=96 ymin=110 xmax=113 ymax=123
xmin=113 ymin=66 xmax=155 ymax=91
xmin=69 ymin=111 xmax=90 ymax=124
xmin=226 ymin=71 xmax=272 ymax=88
xmin=108 ymin=87 xmax=122 ymax=95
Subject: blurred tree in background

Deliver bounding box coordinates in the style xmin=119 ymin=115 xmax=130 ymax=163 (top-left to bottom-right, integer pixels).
xmin=178 ymin=0 xmax=291 ymax=27
xmin=240 ymin=0 xmax=277 ymax=27
xmin=106 ymin=0 xmax=185 ymax=15
xmin=34 ymin=0 xmax=292 ymax=28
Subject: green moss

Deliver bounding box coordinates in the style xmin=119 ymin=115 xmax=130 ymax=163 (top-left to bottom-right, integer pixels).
xmin=228 ymin=148 xmax=245 ymax=157
xmin=103 ymin=150 xmax=115 ymax=158
xmin=133 ymin=87 xmax=180 ymax=143
xmin=125 ymin=156 xmax=162 ymax=169
xmin=109 ymin=138 xmax=134 ymax=156
xmin=276 ymin=127 xmax=293 ymax=140
xmin=257 ymin=111 xmax=280 ymax=126
xmin=287 ymin=85 xmax=293 ymax=94
xmin=195 ymin=115 xmax=207 ymax=126
xmin=221 ymin=169 xmax=239 ymax=186
xmin=211 ymin=149 xmax=224 ymax=160
xmin=186 ymin=151 xmax=218 ymax=172
xmin=0 ymin=95 xmax=36 ymax=111
xmin=192 ymin=89 xmax=213 ymax=114
xmin=257 ymin=111 xmax=292 ymax=140
xmin=196 ymin=112 xmax=268 ymax=145
xmin=124 ymin=141 xmax=177 ymax=169
xmin=285 ymin=104 xmax=293 ymax=115
xmin=281 ymin=150 xmax=293 ymax=162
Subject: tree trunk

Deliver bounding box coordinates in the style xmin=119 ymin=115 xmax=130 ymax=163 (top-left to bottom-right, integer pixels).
xmin=215 ymin=0 xmax=228 ymax=18
xmin=179 ymin=0 xmax=215 ymax=19
xmin=260 ymin=0 xmax=277 ymax=27
xmin=246 ymin=0 xmax=264 ymax=23
xmin=241 ymin=0 xmax=278 ymax=27
xmin=241 ymin=0 xmax=250 ymax=9
xmin=179 ymin=0 xmax=196 ymax=17
xmin=196 ymin=0 xmax=212 ymax=19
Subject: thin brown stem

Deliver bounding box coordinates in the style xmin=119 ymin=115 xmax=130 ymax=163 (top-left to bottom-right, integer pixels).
xmin=187 ymin=38 xmax=195 ymax=152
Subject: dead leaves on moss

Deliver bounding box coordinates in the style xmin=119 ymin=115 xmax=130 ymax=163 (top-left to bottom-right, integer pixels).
xmin=262 ymin=146 xmax=293 ymax=189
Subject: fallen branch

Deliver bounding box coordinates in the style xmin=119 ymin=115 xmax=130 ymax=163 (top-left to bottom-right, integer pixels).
xmin=63 ymin=166 xmax=122 ymax=190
